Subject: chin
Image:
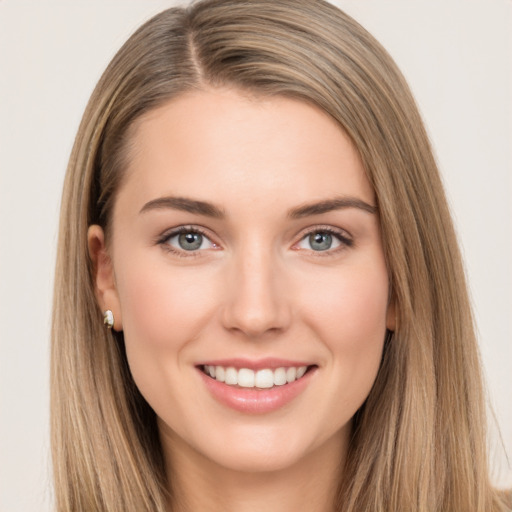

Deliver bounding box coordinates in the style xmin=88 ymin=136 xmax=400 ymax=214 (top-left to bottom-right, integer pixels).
xmin=204 ymin=440 xmax=308 ymax=474
xmin=195 ymin=420 xmax=346 ymax=475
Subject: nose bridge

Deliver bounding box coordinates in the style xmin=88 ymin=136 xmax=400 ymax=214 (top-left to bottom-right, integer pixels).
xmin=222 ymin=238 xmax=290 ymax=337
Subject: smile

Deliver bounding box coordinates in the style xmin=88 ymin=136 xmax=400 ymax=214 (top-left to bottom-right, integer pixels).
xmin=197 ymin=360 xmax=318 ymax=414
xmin=201 ymin=364 xmax=310 ymax=389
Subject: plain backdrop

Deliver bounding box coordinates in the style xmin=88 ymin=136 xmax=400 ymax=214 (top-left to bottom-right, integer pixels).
xmin=0 ymin=1 xmax=511 ymax=510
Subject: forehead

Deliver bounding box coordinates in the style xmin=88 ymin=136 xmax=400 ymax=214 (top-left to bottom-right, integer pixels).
xmin=117 ymin=88 xmax=374 ymax=216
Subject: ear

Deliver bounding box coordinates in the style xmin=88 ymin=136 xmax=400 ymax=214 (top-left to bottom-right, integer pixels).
xmin=87 ymin=225 xmax=123 ymax=331
xmin=386 ymin=294 xmax=397 ymax=332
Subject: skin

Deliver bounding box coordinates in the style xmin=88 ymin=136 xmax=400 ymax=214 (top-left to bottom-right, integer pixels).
xmin=89 ymin=88 xmax=395 ymax=512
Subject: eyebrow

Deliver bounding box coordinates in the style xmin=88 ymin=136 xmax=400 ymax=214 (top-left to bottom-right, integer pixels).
xmin=139 ymin=195 xmax=376 ymax=219
xmin=288 ymin=197 xmax=377 ymax=218
xmin=139 ymin=196 xmax=225 ymax=218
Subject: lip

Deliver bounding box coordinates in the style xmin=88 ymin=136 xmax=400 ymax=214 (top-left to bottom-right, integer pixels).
xmin=196 ymin=361 xmax=317 ymax=414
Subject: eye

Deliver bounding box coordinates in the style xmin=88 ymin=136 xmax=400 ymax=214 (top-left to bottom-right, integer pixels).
xmin=159 ymin=227 xmax=218 ymax=254
xmin=295 ymin=228 xmax=352 ymax=252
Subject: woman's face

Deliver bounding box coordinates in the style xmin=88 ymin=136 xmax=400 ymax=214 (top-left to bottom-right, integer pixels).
xmin=90 ymin=88 xmax=394 ymax=474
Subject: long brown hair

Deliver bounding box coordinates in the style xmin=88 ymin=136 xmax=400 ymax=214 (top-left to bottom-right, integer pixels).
xmin=51 ymin=0 xmax=510 ymax=510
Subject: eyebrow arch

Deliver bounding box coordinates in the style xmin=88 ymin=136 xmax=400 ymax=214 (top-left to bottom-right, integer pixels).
xmin=288 ymin=197 xmax=377 ymax=218
xmin=139 ymin=196 xmax=225 ymax=218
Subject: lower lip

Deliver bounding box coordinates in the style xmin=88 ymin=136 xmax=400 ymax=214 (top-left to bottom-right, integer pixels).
xmin=198 ymin=368 xmax=316 ymax=414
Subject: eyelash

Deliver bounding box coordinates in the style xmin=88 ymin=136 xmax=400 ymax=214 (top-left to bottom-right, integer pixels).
xmin=156 ymin=225 xmax=353 ymax=257
xmin=156 ymin=225 xmax=215 ymax=258
xmin=295 ymin=226 xmax=353 ymax=256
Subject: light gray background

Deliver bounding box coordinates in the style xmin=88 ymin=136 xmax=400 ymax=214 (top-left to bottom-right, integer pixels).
xmin=1 ymin=1 xmax=510 ymax=510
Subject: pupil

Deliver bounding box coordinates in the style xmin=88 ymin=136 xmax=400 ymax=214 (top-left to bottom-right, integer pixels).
xmin=310 ymin=232 xmax=332 ymax=251
xmin=179 ymin=232 xmax=202 ymax=250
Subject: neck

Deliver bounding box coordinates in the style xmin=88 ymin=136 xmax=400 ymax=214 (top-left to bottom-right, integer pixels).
xmin=161 ymin=427 xmax=347 ymax=512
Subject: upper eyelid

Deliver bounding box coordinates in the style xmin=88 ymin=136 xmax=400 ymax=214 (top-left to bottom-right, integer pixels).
xmin=157 ymin=225 xmax=215 ymax=242
xmin=295 ymin=224 xmax=352 ymax=241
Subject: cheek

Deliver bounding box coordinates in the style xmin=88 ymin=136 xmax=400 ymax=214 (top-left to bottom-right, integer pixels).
xmin=302 ymin=260 xmax=389 ymax=336
xmin=300 ymin=262 xmax=389 ymax=402
xmin=116 ymin=260 xmax=216 ymax=347
xmin=113 ymin=256 xmax=219 ymax=394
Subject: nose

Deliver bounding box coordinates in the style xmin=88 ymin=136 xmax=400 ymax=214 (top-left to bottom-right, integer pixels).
xmin=221 ymin=245 xmax=292 ymax=339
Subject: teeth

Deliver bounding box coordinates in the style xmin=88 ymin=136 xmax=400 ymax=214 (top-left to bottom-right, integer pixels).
xmin=286 ymin=367 xmax=296 ymax=382
xmin=238 ymin=368 xmax=255 ymax=388
xmin=296 ymin=366 xmax=307 ymax=379
xmin=255 ymin=369 xmax=274 ymax=388
xmin=225 ymin=367 xmax=238 ymax=385
xmin=215 ymin=366 xmax=225 ymax=382
xmin=273 ymin=367 xmax=287 ymax=386
xmin=203 ymin=365 xmax=309 ymax=388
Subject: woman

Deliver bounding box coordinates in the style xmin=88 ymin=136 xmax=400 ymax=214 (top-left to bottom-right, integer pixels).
xmin=51 ymin=0 xmax=510 ymax=510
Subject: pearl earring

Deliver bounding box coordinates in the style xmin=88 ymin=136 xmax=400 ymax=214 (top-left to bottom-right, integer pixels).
xmin=103 ymin=310 xmax=114 ymax=329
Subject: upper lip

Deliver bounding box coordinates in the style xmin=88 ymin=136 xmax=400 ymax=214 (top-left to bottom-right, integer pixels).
xmin=196 ymin=358 xmax=315 ymax=371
